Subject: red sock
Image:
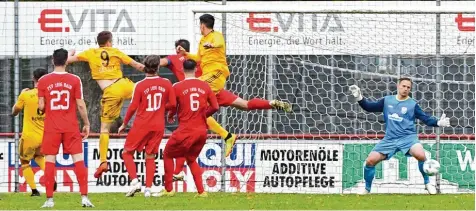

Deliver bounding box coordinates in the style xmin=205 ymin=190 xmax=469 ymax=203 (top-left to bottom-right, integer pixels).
xmin=187 ymin=159 xmax=204 ymax=194
xmin=247 ymin=98 xmax=272 ymax=110
xmin=164 ymin=155 xmax=174 ymax=192
xmin=122 ymin=151 xmax=137 ymax=180
xmin=74 ymin=160 xmax=88 ymax=196
xmin=145 ymin=158 xmax=156 ymax=188
xmin=45 ymin=162 xmax=55 ymax=198
xmin=174 ymin=157 xmax=186 ymax=175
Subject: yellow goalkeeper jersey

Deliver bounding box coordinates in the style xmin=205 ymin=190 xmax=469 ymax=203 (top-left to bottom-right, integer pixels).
xmin=14 ymin=88 xmax=44 ymax=138
xmin=77 ymin=47 xmax=133 ymax=80
xmin=186 ymin=30 xmax=230 ymax=77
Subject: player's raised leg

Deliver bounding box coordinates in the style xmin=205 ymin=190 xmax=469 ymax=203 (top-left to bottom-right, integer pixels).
xmin=216 ymin=90 xmax=292 ymax=156
xmin=407 ymin=142 xmax=436 ymax=194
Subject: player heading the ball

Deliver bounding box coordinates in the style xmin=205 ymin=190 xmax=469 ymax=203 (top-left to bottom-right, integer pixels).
xmin=118 ymin=55 xmax=176 ymax=198
xmin=177 ymin=14 xmax=293 ymax=157
xmin=38 ymin=49 xmax=93 ymax=208
xmin=349 ymin=78 xmax=450 ymax=195
xmin=67 ymin=31 xmax=145 ymax=179
xmin=156 ymin=59 xmax=219 ymax=198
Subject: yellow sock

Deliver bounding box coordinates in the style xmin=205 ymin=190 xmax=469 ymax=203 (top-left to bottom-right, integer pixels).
xmin=206 ymin=117 xmax=229 ymax=140
xmin=99 ymin=133 xmax=110 ymax=163
xmin=22 ymin=164 xmax=36 ymax=190
xmin=34 ymin=156 xmax=45 ymax=171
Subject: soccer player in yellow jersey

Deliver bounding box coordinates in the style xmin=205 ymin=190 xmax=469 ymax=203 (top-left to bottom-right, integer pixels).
xmin=12 ymin=68 xmax=48 ymax=196
xmin=177 ymin=14 xmax=292 ymax=157
xmin=67 ymin=31 xmax=144 ymax=178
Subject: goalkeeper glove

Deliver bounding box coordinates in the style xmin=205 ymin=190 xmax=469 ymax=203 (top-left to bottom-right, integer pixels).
xmin=349 ymin=85 xmax=363 ymax=101
xmin=437 ymin=113 xmax=450 ymax=127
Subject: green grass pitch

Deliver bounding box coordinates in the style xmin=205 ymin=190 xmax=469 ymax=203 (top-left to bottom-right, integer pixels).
xmin=0 ymin=192 xmax=474 ymax=210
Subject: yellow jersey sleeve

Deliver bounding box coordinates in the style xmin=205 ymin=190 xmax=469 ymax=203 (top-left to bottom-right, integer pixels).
xmin=188 ymin=31 xmax=229 ymax=77
xmin=20 ymin=89 xmax=44 ymax=137
xmin=14 ymin=91 xmax=26 ymax=110
xmin=115 ymin=49 xmax=134 ymax=65
xmin=79 ymin=47 xmax=131 ymax=80
xmin=77 ymin=48 xmax=93 ymax=62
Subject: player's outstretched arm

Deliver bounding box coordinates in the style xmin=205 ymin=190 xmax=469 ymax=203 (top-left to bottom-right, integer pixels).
xmin=159 ymin=58 xmax=170 ymax=67
xmin=178 ymin=45 xmax=201 ymax=62
xmin=129 ymin=60 xmax=145 ymax=72
xmin=349 ymin=85 xmax=384 ymax=112
xmin=415 ymin=104 xmax=450 ymax=127
xmin=205 ymin=86 xmax=219 ymax=117
xmin=66 ymin=49 xmax=81 ymax=64
xmin=76 ymin=99 xmax=90 ymax=139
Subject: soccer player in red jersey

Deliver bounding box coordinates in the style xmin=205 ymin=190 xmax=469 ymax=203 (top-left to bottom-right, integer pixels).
xmin=118 ymin=55 xmax=176 ymax=198
xmin=155 ymin=59 xmax=219 ymax=197
xmin=37 ymin=49 xmax=93 ymax=208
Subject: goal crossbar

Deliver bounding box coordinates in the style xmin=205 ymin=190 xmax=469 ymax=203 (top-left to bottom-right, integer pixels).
xmin=189 ymin=5 xmax=474 ymax=14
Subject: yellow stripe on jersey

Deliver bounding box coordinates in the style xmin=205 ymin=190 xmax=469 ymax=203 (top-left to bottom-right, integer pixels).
xmin=77 ymin=47 xmax=134 ymax=80
xmin=186 ymin=30 xmax=230 ymax=78
xmin=14 ymin=89 xmax=44 ymax=138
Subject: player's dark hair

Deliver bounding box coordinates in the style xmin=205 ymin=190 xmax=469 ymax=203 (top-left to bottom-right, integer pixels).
xmin=183 ymin=59 xmax=197 ymax=73
xmin=199 ymin=14 xmax=215 ymax=29
xmin=97 ymin=31 xmax=112 ymax=47
xmin=52 ymin=48 xmax=68 ymax=66
xmin=143 ymin=55 xmax=160 ymax=74
xmin=33 ymin=68 xmax=48 ymax=81
xmin=398 ymin=77 xmax=412 ymax=85
xmin=175 ymin=39 xmax=190 ymax=52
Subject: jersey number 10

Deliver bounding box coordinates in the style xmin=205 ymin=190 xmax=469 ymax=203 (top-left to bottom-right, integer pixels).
xmin=146 ymin=93 xmax=162 ymax=111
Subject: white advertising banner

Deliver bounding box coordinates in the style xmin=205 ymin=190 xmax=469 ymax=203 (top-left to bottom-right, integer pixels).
xmin=0 ymin=1 xmax=473 ymax=56
xmin=87 ymin=139 xmax=256 ymax=193
xmin=254 ymin=141 xmax=343 ymax=193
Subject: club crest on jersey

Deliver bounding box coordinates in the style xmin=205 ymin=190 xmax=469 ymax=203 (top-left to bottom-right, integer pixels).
xmin=401 ymin=107 xmax=407 ymax=114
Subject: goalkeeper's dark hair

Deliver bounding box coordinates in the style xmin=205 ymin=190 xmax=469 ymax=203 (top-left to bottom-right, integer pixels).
xmin=143 ymin=55 xmax=161 ymax=74
xmin=398 ymin=77 xmax=412 ymax=84
xmin=175 ymin=39 xmax=190 ymax=52
xmin=199 ymin=14 xmax=215 ymax=29
xmin=33 ymin=68 xmax=48 ymax=81
xmin=183 ymin=59 xmax=197 ymax=73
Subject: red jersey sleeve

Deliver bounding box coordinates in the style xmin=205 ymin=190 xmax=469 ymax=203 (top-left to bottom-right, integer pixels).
xmin=205 ymin=85 xmax=219 ymax=117
xmin=123 ymin=83 xmax=141 ymax=125
xmin=74 ymin=76 xmax=84 ymax=100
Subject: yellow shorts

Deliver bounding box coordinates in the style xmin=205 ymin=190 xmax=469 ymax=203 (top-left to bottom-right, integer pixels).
xmin=101 ymin=78 xmax=134 ymax=123
xmin=199 ymin=70 xmax=228 ymax=93
xmin=19 ymin=133 xmax=43 ymax=161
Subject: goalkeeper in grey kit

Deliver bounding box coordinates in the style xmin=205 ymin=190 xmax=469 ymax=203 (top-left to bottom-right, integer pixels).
xmin=349 ymin=78 xmax=450 ymax=195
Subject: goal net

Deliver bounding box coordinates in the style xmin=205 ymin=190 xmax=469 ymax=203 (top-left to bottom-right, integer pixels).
xmin=0 ymin=1 xmax=473 ymax=195
xmin=187 ymin=4 xmax=475 ymax=194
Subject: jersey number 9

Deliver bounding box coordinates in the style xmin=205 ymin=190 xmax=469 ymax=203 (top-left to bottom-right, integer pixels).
xmin=101 ymin=51 xmax=110 ymax=67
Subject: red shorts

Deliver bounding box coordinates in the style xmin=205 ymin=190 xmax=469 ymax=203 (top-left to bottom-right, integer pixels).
xmin=216 ymin=89 xmax=239 ymax=107
xmin=164 ymin=129 xmax=207 ymax=160
xmin=41 ymin=131 xmax=82 ymax=155
xmin=124 ymin=127 xmax=163 ymax=154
